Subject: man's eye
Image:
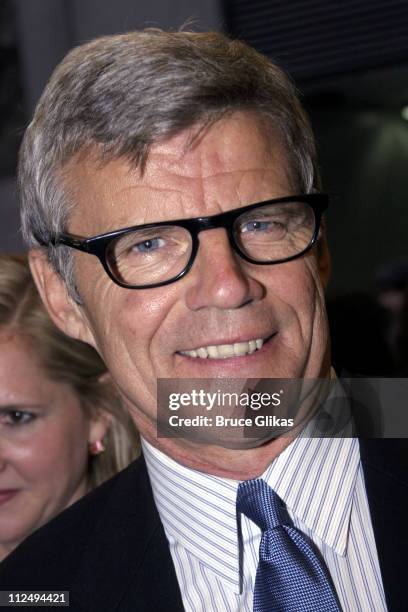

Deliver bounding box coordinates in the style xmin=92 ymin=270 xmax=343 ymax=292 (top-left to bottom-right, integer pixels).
xmin=132 ymin=237 xmax=165 ymax=253
xmin=0 ymin=410 xmax=36 ymax=426
xmin=242 ymin=219 xmax=286 ymax=233
xmin=242 ymin=220 xmax=272 ymax=232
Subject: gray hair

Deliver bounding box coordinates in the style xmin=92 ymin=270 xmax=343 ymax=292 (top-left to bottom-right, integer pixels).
xmin=19 ymin=28 xmax=319 ymax=298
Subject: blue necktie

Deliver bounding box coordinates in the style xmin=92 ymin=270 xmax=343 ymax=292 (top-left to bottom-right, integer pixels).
xmin=237 ymin=479 xmax=341 ymax=612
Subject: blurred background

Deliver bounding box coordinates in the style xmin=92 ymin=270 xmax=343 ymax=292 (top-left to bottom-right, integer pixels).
xmin=1 ymin=0 xmax=408 ymax=374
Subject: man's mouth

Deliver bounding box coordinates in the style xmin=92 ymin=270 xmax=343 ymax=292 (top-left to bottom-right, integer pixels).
xmin=179 ymin=337 xmax=265 ymax=359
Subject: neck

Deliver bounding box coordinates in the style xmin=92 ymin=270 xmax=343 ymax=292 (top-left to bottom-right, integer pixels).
xmin=142 ymin=431 xmax=296 ymax=480
xmin=136 ymin=364 xmax=333 ymax=480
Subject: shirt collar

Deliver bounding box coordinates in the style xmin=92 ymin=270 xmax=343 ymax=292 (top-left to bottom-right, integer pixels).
xmin=262 ymin=436 xmax=360 ymax=556
xmin=142 ymin=420 xmax=360 ymax=591
xmin=142 ymin=438 xmax=240 ymax=587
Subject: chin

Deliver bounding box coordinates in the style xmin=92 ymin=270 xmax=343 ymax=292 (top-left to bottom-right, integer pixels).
xmin=214 ymin=436 xmax=281 ymax=450
xmin=196 ymin=428 xmax=285 ymax=450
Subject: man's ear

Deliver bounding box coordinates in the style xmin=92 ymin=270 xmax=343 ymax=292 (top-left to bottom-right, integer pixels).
xmin=317 ymin=233 xmax=331 ymax=290
xmin=29 ymin=248 xmax=96 ymax=346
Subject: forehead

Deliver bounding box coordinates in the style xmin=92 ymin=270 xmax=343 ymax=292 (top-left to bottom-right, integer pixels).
xmin=64 ymin=112 xmax=294 ymax=235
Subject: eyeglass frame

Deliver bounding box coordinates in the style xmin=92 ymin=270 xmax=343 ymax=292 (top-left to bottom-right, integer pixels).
xmin=37 ymin=193 xmax=329 ymax=290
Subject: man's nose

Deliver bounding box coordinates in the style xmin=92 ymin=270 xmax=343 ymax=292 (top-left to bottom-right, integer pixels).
xmin=185 ymin=229 xmax=265 ymax=310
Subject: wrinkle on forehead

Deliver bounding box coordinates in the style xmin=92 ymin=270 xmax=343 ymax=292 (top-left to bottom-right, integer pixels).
xmin=64 ymin=111 xmax=296 ymax=234
xmin=149 ymin=112 xmax=282 ymax=177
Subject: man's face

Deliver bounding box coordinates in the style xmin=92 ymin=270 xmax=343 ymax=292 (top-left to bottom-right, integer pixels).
xmin=47 ymin=112 xmax=329 ymax=461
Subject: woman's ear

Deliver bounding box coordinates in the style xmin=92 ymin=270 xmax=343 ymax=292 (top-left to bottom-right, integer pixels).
xmin=88 ymin=409 xmax=113 ymax=447
xmin=29 ymin=248 xmax=97 ymax=346
xmin=97 ymin=371 xmax=113 ymax=384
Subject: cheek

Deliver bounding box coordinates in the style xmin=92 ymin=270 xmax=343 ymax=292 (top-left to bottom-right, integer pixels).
xmin=93 ymin=287 xmax=176 ymax=360
xmin=287 ymin=258 xmax=329 ymax=353
xmin=265 ymin=258 xmax=327 ymax=359
xmin=270 ymin=258 xmax=322 ymax=319
xmin=267 ymin=259 xmax=328 ymax=377
xmin=53 ymin=418 xmax=90 ymax=471
xmin=17 ymin=418 xmax=89 ymax=488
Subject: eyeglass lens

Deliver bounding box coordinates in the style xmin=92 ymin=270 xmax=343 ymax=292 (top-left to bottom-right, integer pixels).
xmin=233 ymin=200 xmax=315 ymax=262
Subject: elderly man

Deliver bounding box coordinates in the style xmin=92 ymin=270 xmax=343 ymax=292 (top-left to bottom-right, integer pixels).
xmin=1 ymin=29 xmax=406 ymax=612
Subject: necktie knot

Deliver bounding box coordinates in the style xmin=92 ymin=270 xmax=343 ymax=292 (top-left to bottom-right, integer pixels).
xmin=236 ymin=478 xmax=341 ymax=611
xmin=237 ymin=478 xmax=286 ymax=532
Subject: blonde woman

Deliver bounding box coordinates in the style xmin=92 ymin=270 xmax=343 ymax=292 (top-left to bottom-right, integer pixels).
xmin=0 ymin=254 xmax=139 ymax=561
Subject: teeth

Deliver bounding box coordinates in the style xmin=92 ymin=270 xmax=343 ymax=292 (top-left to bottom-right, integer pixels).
xmin=248 ymin=340 xmax=256 ymax=354
xmin=234 ymin=342 xmax=250 ymax=357
xmin=219 ymin=344 xmax=235 ymax=358
xmin=207 ymin=346 xmax=219 ymax=358
xmin=180 ymin=338 xmax=264 ymax=359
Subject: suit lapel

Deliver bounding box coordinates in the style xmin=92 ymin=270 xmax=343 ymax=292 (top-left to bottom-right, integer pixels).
xmin=359 ymin=439 xmax=408 ymax=612
xmin=72 ymin=456 xmax=184 ymax=611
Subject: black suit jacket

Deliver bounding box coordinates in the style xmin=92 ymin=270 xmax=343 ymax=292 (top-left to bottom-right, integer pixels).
xmin=0 ymin=440 xmax=407 ymax=612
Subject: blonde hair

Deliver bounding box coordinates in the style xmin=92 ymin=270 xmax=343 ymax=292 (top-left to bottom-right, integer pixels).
xmin=0 ymin=254 xmax=140 ymax=488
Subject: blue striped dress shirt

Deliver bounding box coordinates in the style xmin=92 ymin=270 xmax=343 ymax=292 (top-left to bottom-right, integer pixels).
xmin=142 ymin=434 xmax=387 ymax=612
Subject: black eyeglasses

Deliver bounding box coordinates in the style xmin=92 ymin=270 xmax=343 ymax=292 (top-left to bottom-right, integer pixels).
xmin=39 ymin=193 xmax=329 ymax=289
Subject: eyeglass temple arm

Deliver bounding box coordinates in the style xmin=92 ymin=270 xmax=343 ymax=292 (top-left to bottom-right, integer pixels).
xmin=33 ymin=232 xmax=90 ymax=253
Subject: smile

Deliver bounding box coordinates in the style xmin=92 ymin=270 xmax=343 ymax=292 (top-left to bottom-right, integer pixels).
xmin=0 ymin=489 xmax=18 ymax=506
xmin=179 ymin=338 xmax=264 ymax=359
